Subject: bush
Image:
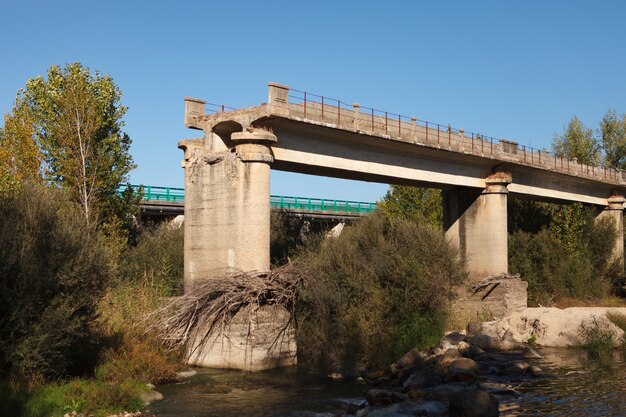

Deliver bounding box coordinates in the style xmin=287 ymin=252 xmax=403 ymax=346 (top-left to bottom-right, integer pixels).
xmin=509 ymin=202 xmax=620 ymax=305
xmin=0 ymin=185 xmax=112 ymax=383
xmin=293 ymin=212 xmax=465 ymax=374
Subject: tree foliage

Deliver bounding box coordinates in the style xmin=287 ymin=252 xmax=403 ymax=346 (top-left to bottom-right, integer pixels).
xmin=600 ymin=109 xmax=626 ymax=169
xmin=7 ymin=62 xmax=135 ymax=226
xmin=0 ymin=185 xmax=112 ymax=382
xmin=0 ymin=102 xmax=43 ymax=192
xmin=379 ymin=184 xmax=442 ymax=229
xmin=552 ymin=116 xmax=600 ymax=166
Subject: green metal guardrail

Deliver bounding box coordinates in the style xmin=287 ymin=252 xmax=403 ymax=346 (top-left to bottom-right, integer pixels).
xmin=119 ymin=184 xmax=377 ymax=214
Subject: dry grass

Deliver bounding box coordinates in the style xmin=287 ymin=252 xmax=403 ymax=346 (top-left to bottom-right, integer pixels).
xmin=552 ymin=295 xmax=626 ymax=308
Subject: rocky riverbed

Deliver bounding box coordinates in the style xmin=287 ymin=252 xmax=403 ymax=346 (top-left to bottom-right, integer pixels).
xmin=341 ymin=323 xmax=547 ymax=417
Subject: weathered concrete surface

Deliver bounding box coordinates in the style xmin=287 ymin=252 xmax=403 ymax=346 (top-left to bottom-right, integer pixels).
xmin=452 ymin=279 xmax=528 ymax=325
xmin=178 ymin=130 xmax=275 ymax=291
xmin=595 ymin=195 xmax=625 ymax=271
xmin=482 ymin=307 xmax=626 ymax=347
xmin=186 ymin=304 xmax=297 ymax=371
xmin=443 ymin=173 xmax=511 ymax=282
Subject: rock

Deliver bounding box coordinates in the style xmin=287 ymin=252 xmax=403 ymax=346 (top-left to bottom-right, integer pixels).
xmin=139 ymin=389 xmax=163 ymax=405
xmin=464 ymin=344 xmax=485 ymax=358
xmin=327 ymin=372 xmax=344 ymax=380
xmin=176 ymin=369 xmax=197 ymax=379
xmin=423 ymin=382 xmax=467 ymax=402
xmin=396 ymin=347 xmax=425 ymax=368
xmin=457 ymin=341 xmax=471 ymax=352
xmin=500 ymin=329 xmax=523 ymax=350
xmin=366 ymin=369 xmax=386 ymax=380
xmin=357 ymin=401 xmax=446 ymax=417
xmin=529 ymin=365 xmax=544 ymax=377
xmin=467 ymin=322 xmax=481 ymax=335
xmin=345 ymin=402 xmax=364 ymax=414
xmin=406 ymin=387 xmax=425 ymax=400
xmin=365 ymin=389 xmax=408 ymax=406
xmin=446 ymin=368 xmax=476 ymax=383
xmin=437 ymin=348 xmax=461 ymax=367
xmin=403 ymin=372 xmax=442 ymax=390
xmin=450 ymin=357 xmax=477 ymax=371
xmin=449 ymin=389 xmax=499 ymax=417
xmin=522 ymin=346 xmax=542 ymax=359
xmin=502 ymin=361 xmax=529 ymax=376
xmin=472 ymin=334 xmax=503 ymax=351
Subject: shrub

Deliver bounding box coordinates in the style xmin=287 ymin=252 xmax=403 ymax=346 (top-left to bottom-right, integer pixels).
xmin=0 ymin=185 xmax=112 ymax=383
xmin=579 ymin=317 xmax=615 ymax=359
xmin=293 ymin=212 xmax=465 ymax=373
xmin=509 ymin=202 xmax=619 ymax=305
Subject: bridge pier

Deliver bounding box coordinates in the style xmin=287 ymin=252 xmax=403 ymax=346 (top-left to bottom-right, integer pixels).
xmin=443 ymin=173 xmax=511 ymax=282
xmin=179 ymin=127 xmax=297 ymax=371
xmin=596 ymin=194 xmax=625 ymax=273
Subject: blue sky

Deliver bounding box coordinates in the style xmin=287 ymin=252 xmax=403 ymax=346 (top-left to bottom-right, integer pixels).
xmin=1 ymin=0 xmax=625 ymax=202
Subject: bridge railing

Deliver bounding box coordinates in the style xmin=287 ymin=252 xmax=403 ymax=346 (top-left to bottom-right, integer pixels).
xmin=270 ymin=195 xmax=376 ymax=214
xmin=120 ymin=185 xmax=377 ymax=214
xmin=281 ymin=87 xmax=625 ymax=184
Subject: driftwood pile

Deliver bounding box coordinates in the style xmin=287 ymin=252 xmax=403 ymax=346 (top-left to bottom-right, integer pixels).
xmin=145 ymin=267 xmax=301 ymax=353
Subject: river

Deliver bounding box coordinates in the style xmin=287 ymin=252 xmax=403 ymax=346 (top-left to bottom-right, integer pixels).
xmin=149 ymin=349 xmax=626 ymax=417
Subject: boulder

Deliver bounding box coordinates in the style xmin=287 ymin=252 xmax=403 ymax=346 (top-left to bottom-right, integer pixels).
xmin=139 ymin=389 xmax=163 ymax=405
xmin=365 ymin=389 xmax=408 ymax=406
xmin=396 ymin=348 xmax=425 ymax=368
xmin=472 ymin=335 xmax=503 ymax=351
xmin=437 ymin=348 xmax=461 ymax=367
xmin=522 ymin=346 xmax=542 ymax=359
xmin=466 ymin=322 xmax=482 ymax=336
xmin=450 ymin=357 xmax=477 ymax=371
xmin=449 ymin=389 xmax=499 ymax=417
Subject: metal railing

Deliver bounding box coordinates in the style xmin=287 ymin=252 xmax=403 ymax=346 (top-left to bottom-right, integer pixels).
xmin=119 ymin=184 xmax=377 ymax=214
xmin=275 ymin=88 xmax=624 ymax=184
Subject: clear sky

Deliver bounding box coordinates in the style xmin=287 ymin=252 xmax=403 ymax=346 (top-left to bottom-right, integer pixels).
xmin=1 ymin=0 xmax=625 ymax=202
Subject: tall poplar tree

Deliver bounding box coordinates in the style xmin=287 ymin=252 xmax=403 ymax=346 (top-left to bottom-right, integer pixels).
xmin=7 ymin=62 xmax=136 ymax=225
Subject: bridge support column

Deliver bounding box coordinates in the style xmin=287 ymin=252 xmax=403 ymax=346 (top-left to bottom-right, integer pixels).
xmin=443 ymin=173 xmax=511 ymax=281
xmin=444 ymin=172 xmax=527 ymax=322
xmin=179 ymin=128 xmax=297 ymax=371
xmin=596 ymin=195 xmax=625 ymax=273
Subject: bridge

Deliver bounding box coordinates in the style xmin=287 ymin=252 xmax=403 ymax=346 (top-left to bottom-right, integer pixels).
xmin=179 ymin=82 xmax=626 ymax=370
xmin=123 ymin=184 xmax=377 ymax=221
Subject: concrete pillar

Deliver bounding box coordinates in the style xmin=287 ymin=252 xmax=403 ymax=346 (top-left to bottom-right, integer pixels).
xmin=596 ymin=195 xmax=625 ymax=273
xmin=179 ymin=127 xmax=297 ymax=371
xmin=443 ymin=172 xmax=512 ymax=282
xmin=179 ymin=129 xmax=276 ymax=291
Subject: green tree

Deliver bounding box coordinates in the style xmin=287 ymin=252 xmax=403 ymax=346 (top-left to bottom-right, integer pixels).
xmin=552 ymin=116 xmax=600 ymax=166
xmin=9 ymin=62 xmax=135 ymax=226
xmin=380 ymin=184 xmax=442 ymax=229
xmin=599 ymin=109 xmax=626 ymax=169
xmin=0 ymin=102 xmax=43 ymax=192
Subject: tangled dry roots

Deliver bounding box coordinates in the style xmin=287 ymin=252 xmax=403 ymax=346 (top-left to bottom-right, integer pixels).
xmin=144 ymin=266 xmax=302 ymax=355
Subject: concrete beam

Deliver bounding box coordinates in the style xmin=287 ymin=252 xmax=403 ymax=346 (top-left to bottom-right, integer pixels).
xmin=595 ymin=195 xmax=625 ymax=274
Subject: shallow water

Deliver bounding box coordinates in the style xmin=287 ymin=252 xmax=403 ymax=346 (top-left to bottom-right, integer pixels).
xmin=148 ymin=367 xmax=364 ymax=417
xmin=149 ymin=349 xmax=626 ymax=417
xmin=500 ymin=348 xmax=626 ymax=417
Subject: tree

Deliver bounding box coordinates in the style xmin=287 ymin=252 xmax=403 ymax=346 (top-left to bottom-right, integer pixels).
xmin=8 ymin=62 xmax=135 ymax=225
xmin=0 ymin=102 xmax=43 ymax=192
xmin=599 ymin=109 xmax=626 ymax=169
xmin=380 ymin=185 xmax=442 ymax=229
xmin=552 ymin=116 xmax=600 ymax=166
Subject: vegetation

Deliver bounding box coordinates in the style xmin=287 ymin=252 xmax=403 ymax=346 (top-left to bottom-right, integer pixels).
xmin=0 ymin=185 xmax=112 ymax=384
xmin=579 ymin=317 xmax=616 ymax=359
xmin=293 ymin=211 xmax=465 ymax=374
xmin=552 ymin=109 xmax=626 ymax=169
xmin=509 ymin=201 xmax=620 ymax=305
xmin=2 ymin=62 xmax=137 ymax=229
xmin=379 ymin=184 xmax=442 ymax=229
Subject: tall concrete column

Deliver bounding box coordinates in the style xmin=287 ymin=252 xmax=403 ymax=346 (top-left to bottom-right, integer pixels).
xmin=596 ymin=195 xmax=625 ymax=273
xmin=443 ymin=173 xmax=511 ymax=282
xmin=179 ymin=129 xmax=276 ymax=291
xmin=179 ymin=127 xmax=296 ymax=371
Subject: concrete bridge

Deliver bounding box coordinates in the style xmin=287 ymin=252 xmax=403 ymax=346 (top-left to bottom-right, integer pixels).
xmin=179 ymin=82 xmax=626 ymax=370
